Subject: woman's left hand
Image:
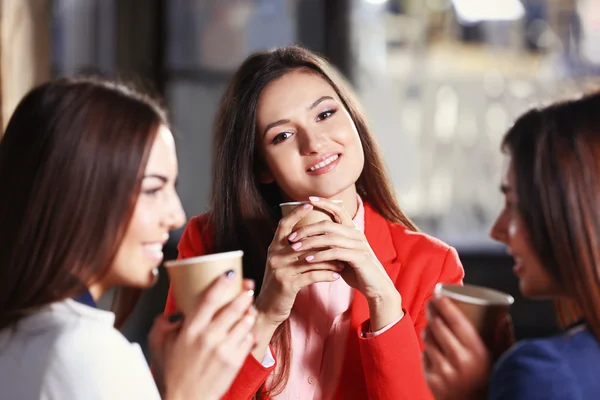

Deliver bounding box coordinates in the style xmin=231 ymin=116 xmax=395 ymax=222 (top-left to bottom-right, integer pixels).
xmin=288 ymin=196 xmax=402 ymax=330
xmin=422 ymin=297 xmax=491 ymax=400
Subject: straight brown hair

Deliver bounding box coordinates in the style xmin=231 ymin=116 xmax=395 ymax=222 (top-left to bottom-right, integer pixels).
xmin=207 ymin=45 xmax=416 ymax=396
xmin=502 ymin=91 xmax=600 ymax=340
xmin=0 ymin=77 xmax=167 ymax=330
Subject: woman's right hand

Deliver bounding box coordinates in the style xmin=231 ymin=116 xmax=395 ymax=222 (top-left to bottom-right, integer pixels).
xmin=149 ymin=272 xmax=256 ymax=400
xmin=255 ymin=203 xmax=343 ymax=328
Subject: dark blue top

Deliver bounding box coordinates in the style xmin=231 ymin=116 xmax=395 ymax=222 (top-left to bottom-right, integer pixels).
xmin=72 ymin=290 xmax=97 ymax=308
xmin=490 ymin=323 xmax=600 ymax=399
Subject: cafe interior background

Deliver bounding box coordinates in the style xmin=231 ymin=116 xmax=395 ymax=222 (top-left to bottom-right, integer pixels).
xmin=2 ymin=0 xmax=599 ymax=359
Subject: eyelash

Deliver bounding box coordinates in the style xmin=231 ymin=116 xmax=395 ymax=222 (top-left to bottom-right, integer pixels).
xmin=270 ymin=109 xmax=337 ymax=145
xmin=143 ymin=187 xmax=163 ymax=196
xmin=317 ymin=109 xmax=336 ymax=121
xmin=272 ymin=131 xmax=293 ymax=145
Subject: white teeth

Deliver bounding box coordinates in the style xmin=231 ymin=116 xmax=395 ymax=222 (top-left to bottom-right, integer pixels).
xmin=144 ymin=243 xmax=163 ymax=252
xmin=309 ymin=154 xmax=339 ymax=171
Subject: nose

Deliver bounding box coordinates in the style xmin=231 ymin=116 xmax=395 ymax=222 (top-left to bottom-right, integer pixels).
xmin=165 ymin=190 xmax=186 ymax=231
xmin=490 ymin=210 xmax=509 ymax=245
xmin=298 ymin=127 xmax=326 ymax=155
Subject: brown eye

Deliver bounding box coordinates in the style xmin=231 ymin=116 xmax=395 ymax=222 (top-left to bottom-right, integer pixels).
xmin=316 ymin=109 xmax=336 ymax=122
xmin=272 ymin=131 xmax=293 ymax=144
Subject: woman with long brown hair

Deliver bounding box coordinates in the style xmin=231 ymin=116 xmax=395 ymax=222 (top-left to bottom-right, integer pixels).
xmin=423 ymin=92 xmax=600 ymax=399
xmin=164 ymin=45 xmax=464 ymax=399
xmin=0 ymin=78 xmax=257 ymax=400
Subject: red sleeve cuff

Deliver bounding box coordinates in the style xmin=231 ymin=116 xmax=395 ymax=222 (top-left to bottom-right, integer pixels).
xmin=222 ymin=347 xmax=275 ymax=400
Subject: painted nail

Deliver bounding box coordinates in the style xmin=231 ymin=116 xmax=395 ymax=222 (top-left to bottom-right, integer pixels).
xmin=333 ymin=273 xmax=341 ymax=280
xmin=246 ymin=289 xmax=255 ymax=297
xmin=288 ymin=232 xmax=297 ymax=241
xmin=224 ymin=269 xmax=235 ymax=279
xmin=291 ymin=242 xmax=302 ymax=250
xmin=303 ymin=203 xmax=312 ymax=209
xmin=244 ymin=314 xmax=257 ymax=325
xmin=168 ymin=312 xmax=183 ymax=323
xmin=309 ymin=196 xmax=320 ymax=202
xmin=305 ymin=255 xmax=314 ymax=262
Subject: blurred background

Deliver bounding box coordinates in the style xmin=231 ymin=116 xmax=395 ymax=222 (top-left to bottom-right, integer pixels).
xmin=3 ymin=0 xmax=600 ymax=358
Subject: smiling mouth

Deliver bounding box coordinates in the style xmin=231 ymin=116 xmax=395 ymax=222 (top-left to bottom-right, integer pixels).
xmin=308 ymin=154 xmax=340 ymax=172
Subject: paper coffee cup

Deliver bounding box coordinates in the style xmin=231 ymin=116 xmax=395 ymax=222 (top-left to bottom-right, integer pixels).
xmin=279 ymin=200 xmax=343 ymax=229
xmin=434 ymin=283 xmax=514 ymax=352
xmin=165 ymin=250 xmax=243 ymax=316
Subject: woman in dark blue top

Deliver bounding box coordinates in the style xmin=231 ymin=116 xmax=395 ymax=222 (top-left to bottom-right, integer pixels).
xmin=423 ymin=91 xmax=600 ymax=400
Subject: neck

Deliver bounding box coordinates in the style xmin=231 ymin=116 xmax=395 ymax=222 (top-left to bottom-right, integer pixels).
xmin=87 ymin=283 xmax=105 ymax=302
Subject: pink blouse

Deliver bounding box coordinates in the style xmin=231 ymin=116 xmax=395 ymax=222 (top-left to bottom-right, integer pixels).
xmin=264 ymin=197 xmax=401 ymax=399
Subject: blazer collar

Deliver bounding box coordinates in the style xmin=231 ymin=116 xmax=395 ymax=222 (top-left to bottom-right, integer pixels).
xmin=363 ymin=202 xmax=397 ymax=264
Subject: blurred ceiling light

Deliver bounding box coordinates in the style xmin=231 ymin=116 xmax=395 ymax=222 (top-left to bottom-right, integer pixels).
xmin=364 ymin=0 xmax=388 ymax=4
xmin=452 ymin=0 xmax=525 ymax=24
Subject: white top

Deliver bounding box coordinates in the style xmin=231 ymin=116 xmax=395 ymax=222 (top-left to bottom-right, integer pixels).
xmin=0 ymin=299 xmax=161 ymax=400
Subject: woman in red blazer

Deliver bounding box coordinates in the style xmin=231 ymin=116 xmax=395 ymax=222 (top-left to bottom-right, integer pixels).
xmin=164 ymin=45 xmax=463 ymax=400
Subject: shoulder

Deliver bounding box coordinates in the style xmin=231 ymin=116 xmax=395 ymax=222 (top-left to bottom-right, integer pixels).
xmin=490 ymin=336 xmax=579 ymax=400
xmin=43 ymin=319 xmax=159 ymax=398
xmin=387 ymin=221 xmax=463 ymax=279
xmin=389 ymin=222 xmax=454 ymax=259
xmin=178 ymin=212 xmax=213 ymax=258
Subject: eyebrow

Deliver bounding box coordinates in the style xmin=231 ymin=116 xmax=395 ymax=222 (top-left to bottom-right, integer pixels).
xmin=262 ymin=95 xmax=336 ymax=137
xmin=308 ymin=95 xmax=334 ymax=111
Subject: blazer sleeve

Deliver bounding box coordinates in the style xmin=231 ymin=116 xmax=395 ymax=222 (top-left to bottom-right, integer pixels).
xmin=489 ymin=340 xmax=577 ymax=400
xmin=163 ymin=216 xmax=275 ymax=400
xmin=357 ymin=247 xmax=464 ymax=400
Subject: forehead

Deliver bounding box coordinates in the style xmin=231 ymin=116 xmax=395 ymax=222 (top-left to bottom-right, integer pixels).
xmin=257 ymin=70 xmax=338 ymax=121
xmin=145 ymin=125 xmax=177 ymax=171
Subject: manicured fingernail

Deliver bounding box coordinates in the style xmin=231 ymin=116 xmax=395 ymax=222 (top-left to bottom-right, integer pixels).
xmin=309 ymin=196 xmax=320 ymax=202
xmin=168 ymin=312 xmax=183 ymax=323
xmin=288 ymin=232 xmax=297 ymax=241
xmin=333 ymin=273 xmax=341 ymax=280
xmin=224 ymin=269 xmax=235 ymax=279
xmin=302 ymin=203 xmax=312 ymax=209
xmin=291 ymin=242 xmax=302 ymax=250
xmin=244 ymin=314 xmax=256 ymax=325
xmin=246 ymin=289 xmax=255 ymax=297
xmin=305 ymin=255 xmax=314 ymax=261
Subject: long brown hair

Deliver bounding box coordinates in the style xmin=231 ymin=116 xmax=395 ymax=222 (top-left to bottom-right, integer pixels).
xmin=208 ymin=45 xmax=416 ymax=395
xmin=502 ymin=91 xmax=600 ymax=340
xmin=0 ymin=77 xmax=167 ymax=330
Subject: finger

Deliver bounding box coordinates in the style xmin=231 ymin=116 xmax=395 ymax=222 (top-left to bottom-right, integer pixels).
xmin=432 ymin=297 xmax=486 ymax=350
xmin=148 ymin=314 xmax=182 ymax=351
xmin=428 ymin=313 xmax=467 ymax=367
xmin=291 ymin=261 xmax=345 ymax=274
xmin=290 ymin=234 xmax=363 ymax=254
xmin=275 ymin=203 xmax=314 ymax=242
xmin=304 ymin=247 xmax=367 ymax=266
xmin=288 ymin=219 xmax=362 ymax=242
xmin=273 ymin=247 xmax=344 ymax=272
xmin=208 ymin=289 xmax=255 ymax=336
xmin=295 ymin=269 xmax=341 ymax=290
xmin=184 ymin=270 xmax=240 ymax=334
xmin=423 ymin=338 xmax=455 ymax=379
xmin=242 ymin=279 xmax=255 ymax=292
xmin=308 ymin=196 xmax=354 ymax=226
xmin=227 ymin=307 xmax=257 ymax=345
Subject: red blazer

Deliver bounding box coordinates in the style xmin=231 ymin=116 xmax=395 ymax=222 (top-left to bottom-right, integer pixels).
xmin=164 ymin=202 xmax=464 ymax=399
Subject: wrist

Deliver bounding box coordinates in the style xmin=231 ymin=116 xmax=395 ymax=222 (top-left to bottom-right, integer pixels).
xmin=367 ymin=290 xmax=403 ymax=332
xmin=366 ymin=288 xmax=401 ymax=310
